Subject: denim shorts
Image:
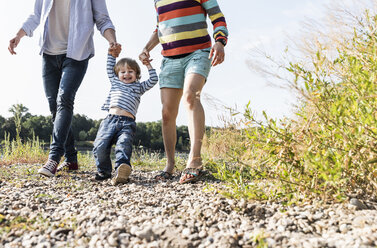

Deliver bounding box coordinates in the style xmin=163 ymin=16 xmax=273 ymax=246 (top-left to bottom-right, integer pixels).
xmin=159 ymin=48 xmax=212 ymax=89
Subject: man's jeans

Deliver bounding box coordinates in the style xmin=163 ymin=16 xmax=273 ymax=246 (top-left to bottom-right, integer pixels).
xmin=42 ymin=54 xmax=89 ymax=163
xmin=93 ymin=115 xmax=136 ymax=175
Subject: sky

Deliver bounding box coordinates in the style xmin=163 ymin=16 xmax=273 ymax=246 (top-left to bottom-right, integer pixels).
xmin=1 ymin=0 xmax=332 ymax=127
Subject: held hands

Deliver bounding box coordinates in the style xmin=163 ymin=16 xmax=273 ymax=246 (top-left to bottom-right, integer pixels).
xmin=108 ymin=43 xmax=122 ymax=58
xmin=209 ymin=42 xmax=225 ymax=66
xmin=139 ymin=48 xmax=153 ymax=67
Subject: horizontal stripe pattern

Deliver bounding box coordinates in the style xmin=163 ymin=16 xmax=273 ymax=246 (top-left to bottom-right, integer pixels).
xmin=155 ymin=0 xmax=228 ymax=56
xmin=102 ymin=55 xmax=158 ymax=117
xmin=158 ymin=22 xmax=208 ymax=37
xmin=161 ymin=35 xmax=210 ymax=50
xmin=158 ymin=0 xmax=200 ymax=14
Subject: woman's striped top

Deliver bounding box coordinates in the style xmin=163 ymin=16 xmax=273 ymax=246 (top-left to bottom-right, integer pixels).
xmin=101 ymin=54 xmax=158 ymax=117
xmin=155 ymin=0 xmax=228 ymax=57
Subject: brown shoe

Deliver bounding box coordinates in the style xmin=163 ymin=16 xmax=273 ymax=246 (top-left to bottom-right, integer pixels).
xmin=57 ymin=162 xmax=79 ymax=172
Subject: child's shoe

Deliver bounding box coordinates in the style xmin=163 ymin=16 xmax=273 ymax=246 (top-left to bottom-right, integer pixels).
xmin=111 ymin=163 xmax=131 ymax=185
xmin=57 ymin=162 xmax=79 ymax=172
xmin=94 ymin=172 xmax=111 ymax=181
xmin=38 ymin=159 xmax=58 ymax=177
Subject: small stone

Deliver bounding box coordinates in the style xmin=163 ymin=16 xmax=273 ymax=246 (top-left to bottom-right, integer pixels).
xmin=181 ymin=228 xmax=191 ymax=238
xmin=198 ymin=230 xmax=207 ymax=238
xmin=136 ymin=227 xmax=154 ymax=241
xmin=349 ymin=198 xmax=368 ymax=210
xmin=51 ymin=228 xmax=73 ymax=238
xmin=339 ymin=224 xmax=349 ymax=233
xmin=352 ymin=216 xmax=366 ymax=228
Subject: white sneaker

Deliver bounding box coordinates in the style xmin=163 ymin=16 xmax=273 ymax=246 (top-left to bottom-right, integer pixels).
xmin=38 ymin=159 xmax=58 ymax=177
xmin=111 ymin=163 xmax=132 ymax=185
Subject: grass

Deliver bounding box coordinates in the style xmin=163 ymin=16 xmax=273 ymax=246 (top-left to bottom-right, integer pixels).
xmin=0 ymin=133 xmax=48 ymax=166
xmin=201 ymin=11 xmax=377 ymax=204
xmin=3 ymin=12 xmax=377 ymax=207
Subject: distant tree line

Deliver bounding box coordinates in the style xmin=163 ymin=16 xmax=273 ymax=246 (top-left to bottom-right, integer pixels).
xmin=0 ymin=104 xmax=192 ymax=151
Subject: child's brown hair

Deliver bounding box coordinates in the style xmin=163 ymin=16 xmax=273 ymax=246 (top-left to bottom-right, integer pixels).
xmin=114 ymin=58 xmax=141 ymax=80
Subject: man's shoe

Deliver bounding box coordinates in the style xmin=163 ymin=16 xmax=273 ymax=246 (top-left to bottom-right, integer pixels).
xmin=57 ymin=162 xmax=79 ymax=172
xmin=111 ymin=164 xmax=132 ymax=185
xmin=94 ymin=172 xmax=111 ymax=181
xmin=38 ymin=159 xmax=58 ymax=177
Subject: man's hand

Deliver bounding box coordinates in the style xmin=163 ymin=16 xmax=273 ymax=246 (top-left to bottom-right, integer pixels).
xmin=209 ymin=42 xmax=225 ymax=66
xmin=8 ymin=30 xmax=26 ymax=55
xmin=8 ymin=36 xmax=21 ymax=55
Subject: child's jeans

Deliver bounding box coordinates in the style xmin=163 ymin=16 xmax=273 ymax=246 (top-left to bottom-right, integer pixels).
xmin=93 ymin=114 xmax=136 ymax=175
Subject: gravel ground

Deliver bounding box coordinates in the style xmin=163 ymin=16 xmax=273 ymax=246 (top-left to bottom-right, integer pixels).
xmin=1 ymin=164 xmax=377 ymax=248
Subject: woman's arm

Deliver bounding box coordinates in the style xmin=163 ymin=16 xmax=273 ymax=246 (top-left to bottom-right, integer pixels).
xmin=139 ymin=31 xmax=159 ymax=65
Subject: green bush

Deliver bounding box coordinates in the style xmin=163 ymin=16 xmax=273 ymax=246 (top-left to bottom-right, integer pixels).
xmin=204 ymin=12 xmax=377 ymax=203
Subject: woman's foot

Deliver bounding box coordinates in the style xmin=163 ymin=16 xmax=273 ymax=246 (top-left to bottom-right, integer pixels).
xmin=154 ymin=163 xmax=175 ymax=181
xmin=179 ymin=157 xmax=203 ymax=184
xmin=154 ymin=171 xmax=174 ymax=181
xmin=179 ymin=167 xmax=203 ymax=184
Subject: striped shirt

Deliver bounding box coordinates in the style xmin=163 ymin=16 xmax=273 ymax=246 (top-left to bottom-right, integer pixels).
xmin=155 ymin=0 xmax=228 ymax=57
xmin=101 ymin=54 xmax=158 ymax=117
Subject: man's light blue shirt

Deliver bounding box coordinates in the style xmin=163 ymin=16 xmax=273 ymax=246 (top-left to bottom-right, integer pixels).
xmin=22 ymin=0 xmax=115 ymax=61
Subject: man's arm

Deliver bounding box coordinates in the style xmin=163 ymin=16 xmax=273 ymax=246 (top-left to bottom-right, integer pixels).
xmin=92 ymin=0 xmax=116 ymax=45
xmin=103 ymin=28 xmax=117 ymax=46
xmin=9 ymin=0 xmax=42 ymax=55
xmin=139 ymin=31 xmax=160 ymax=65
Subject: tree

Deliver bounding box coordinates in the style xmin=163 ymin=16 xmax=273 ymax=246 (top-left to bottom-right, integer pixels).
xmin=8 ymin=103 xmax=29 ymax=141
xmin=78 ymin=131 xmax=88 ymax=141
xmin=0 ymin=115 xmax=6 ymax=139
xmin=71 ymin=114 xmax=96 ymax=140
xmin=22 ymin=115 xmax=53 ymax=142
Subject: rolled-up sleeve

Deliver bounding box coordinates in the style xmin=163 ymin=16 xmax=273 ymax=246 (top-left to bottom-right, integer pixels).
xmin=92 ymin=0 xmax=115 ymax=35
xmin=21 ymin=0 xmax=43 ymax=37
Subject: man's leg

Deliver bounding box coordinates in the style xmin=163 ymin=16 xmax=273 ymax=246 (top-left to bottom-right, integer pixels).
xmin=160 ymin=88 xmax=183 ymax=173
xmin=38 ymin=55 xmax=64 ymax=176
xmin=182 ymin=73 xmax=206 ymax=169
xmin=49 ymin=56 xmax=88 ymax=163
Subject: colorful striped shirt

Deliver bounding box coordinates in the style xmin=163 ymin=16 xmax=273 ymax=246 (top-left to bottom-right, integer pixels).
xmin=155 ymin=0 xmax=228 ymax=56
xmin=101 ymin=54 xmax=158 ymax=117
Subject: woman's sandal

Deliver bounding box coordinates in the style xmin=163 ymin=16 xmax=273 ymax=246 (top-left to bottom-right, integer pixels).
xmin=179 ymin=167 xmax=203 ymax=184
xmin=154 ymin=171 xmax=173 ymax=181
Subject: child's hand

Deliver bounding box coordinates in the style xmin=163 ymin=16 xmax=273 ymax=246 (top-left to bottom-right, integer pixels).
xmin=108 ymin=43 xmax=122 ymax=58
xmin=139 ymin=49 xmax=153 ymax=66
xmin=143 ymin=60 xmax=153 ymax=70
xmin=140 ymin=55 xmax=153 ymax=66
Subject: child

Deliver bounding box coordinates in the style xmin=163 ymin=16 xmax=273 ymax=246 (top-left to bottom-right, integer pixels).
xmin=93 ymin=44 xmax=158 ymax=185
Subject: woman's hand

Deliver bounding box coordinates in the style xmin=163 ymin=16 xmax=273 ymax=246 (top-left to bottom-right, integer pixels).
xmin=209 ymin=42 xmax=225 ymax=66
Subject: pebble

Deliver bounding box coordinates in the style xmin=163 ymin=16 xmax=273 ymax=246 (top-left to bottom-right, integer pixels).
xmin=0 ymin=165 xmax=377 ymax=247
